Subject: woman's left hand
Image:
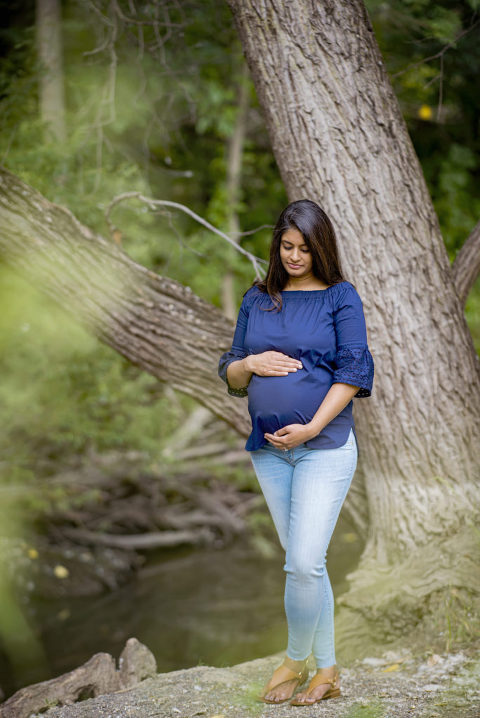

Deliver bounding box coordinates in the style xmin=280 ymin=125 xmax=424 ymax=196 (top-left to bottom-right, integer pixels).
xmin=264 ymin=424 xmax=314 ymax=450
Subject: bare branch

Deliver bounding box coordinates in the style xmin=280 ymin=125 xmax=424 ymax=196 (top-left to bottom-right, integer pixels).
xmin=104 ymin=192 xmax=268 ymax=279
xmin=60 ymin=526 xmax=213 ymax=549
xmin=451 ymin=219 xmax=480 ymax=306
xmin=390 ymin=19 xmax=480 ymax=79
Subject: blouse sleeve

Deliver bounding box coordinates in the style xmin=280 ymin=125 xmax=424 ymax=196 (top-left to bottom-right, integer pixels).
xmin=217 ymin=288 xmax=253 ymax=398
xmin=332 ymin=283 xmax=374 ymax=398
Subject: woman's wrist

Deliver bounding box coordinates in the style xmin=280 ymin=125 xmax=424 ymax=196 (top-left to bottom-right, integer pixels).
xmin=243 ymin=355 xmax=255 ymax=374
xmin=304 ymin=421 xmax=323 ymax=440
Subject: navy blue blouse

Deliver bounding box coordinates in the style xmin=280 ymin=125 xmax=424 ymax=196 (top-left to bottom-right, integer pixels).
xmin=218 ymin=281 xmax=374 ymax=452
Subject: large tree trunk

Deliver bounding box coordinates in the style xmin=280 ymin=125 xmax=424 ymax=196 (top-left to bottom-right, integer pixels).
xmin=226 ymin=0 xmax=480 ymax=641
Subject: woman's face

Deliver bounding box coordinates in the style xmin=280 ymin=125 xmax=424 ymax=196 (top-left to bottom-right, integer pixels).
xmin=279 ymin=228 xmax=313 ymax=278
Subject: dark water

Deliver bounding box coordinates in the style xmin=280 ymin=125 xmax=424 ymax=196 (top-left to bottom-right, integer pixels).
xmin=0 ymin=518 xmax=362 ymax=698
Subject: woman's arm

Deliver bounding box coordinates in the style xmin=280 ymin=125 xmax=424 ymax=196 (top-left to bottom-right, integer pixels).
xmin=225 ymin=358 xmax=253 ymax=390
xmin=305 ymin=382 xmax=359 ymax=438
xmin=264 ymin=382 xmax=359 ymax=449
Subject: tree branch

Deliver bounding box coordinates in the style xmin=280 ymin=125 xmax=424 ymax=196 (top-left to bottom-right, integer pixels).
xmin=451 ymin=219 xmax=480 ymax=306
xmin=104 ymin=192 xmax=268 ymax=280
xmin=0 ymin=167 xmax=252 ymax=437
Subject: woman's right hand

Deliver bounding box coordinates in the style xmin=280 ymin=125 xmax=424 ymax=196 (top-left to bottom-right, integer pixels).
xmin=244 ymin=351 xmax=303 ymax=377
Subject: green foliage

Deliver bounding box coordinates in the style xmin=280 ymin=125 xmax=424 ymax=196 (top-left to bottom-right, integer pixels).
xmin=366 ymin=0 xmax=480 ymax=351
xmin=0 ymin=0 xmax=284 ymax=527
xmin=465 ymin=277 xmax=480 ymax=354
xmin=366 ymin=0 xmax=480 ymax=260
xmin=0 ymin=0 xmax=282 ymax=305
xmin=0 ymin=267 xmax=191 ymax=492
xmin=433 ymin=144 xmax=480 ymax=257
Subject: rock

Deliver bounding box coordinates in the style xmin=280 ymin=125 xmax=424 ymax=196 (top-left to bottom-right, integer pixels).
xmin=118 ymin=637 xmax=157 ymax=688
xmin=0 ymin=653 xmax=119 ymax=718
xmin=0 ymin=638 xmax=156 ymax=718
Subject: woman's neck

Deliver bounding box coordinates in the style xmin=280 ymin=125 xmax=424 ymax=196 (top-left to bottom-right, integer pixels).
xmin=284 ymin=275 xmax=330 ymax=291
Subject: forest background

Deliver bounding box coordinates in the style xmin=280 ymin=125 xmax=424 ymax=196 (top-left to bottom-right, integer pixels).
xmin=0 ymin=0 xmax=479 ymax=701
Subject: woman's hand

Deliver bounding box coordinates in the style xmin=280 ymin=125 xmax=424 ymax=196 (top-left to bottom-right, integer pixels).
xmin=245 ymin=351 xmax=302 ymax=377
xmin=264 ymin=423 xmax=315 ymax=450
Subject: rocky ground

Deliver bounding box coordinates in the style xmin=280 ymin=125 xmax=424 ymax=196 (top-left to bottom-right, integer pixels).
xmin=14 ymin=639 xmax=480 ymax=718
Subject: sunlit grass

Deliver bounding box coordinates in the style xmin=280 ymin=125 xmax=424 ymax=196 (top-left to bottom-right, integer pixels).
xmin=343 ymin=699 xmax=386 ymax=718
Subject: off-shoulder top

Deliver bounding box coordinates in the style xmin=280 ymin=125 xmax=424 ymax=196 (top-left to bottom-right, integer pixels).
xmin=218 ymin=280 xmax=374 ymax=453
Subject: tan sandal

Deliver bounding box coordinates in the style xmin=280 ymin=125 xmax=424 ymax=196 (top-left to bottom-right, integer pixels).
xmin=289 ymin=668 xmax=340 ymax=705
xmin=258 ymin=661 xmax=309 ymax=704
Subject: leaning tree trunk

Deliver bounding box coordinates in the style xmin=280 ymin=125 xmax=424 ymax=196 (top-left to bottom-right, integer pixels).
xmin=226 ymin=0 xmax=480 ymax=641
xmin=0 ymin=169 xmax=247 ymax=437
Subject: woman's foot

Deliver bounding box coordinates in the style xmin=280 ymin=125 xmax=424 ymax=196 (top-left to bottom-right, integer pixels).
xmin=259 ymin=657 xmax=309 ymax=704
xmin=290 ymin=665 xmax=340 ymax=705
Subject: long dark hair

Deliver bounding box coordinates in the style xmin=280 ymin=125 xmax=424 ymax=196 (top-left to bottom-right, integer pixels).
xmin=250 ymin=199 xmax=347 ymax=312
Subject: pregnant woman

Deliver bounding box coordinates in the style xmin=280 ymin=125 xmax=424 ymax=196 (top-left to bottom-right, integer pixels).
xmin=218 ymin=199 xmax=374 ymax=706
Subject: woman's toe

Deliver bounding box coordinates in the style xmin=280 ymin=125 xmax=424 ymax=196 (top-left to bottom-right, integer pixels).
xmin=266 ymin=690 xmax=281 ymax=702
xmin=292 ymin=690 xmax=309 ymax=703
xmin=308 ymin=683 xmax=336 ymax=701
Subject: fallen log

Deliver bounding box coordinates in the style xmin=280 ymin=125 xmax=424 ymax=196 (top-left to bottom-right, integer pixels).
xmin=60 ymin=526 xmax=214 ymax=549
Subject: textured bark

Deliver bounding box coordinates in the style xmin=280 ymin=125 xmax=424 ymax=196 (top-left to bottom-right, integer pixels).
xmin=0 ymin=168 xmax=249 ymax=439
xmin=452 ymin=219 xmax=480 ymax=306
xmin=226 ymin=0 xmax=480 ymax=570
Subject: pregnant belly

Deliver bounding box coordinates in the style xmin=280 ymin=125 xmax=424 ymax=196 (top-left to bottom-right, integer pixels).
xmin=247 ymin=370 xmax=330 ymax=434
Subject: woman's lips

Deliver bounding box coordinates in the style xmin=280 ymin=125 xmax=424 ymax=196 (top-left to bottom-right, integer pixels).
xmin=287 ymin=263 xmax=302 ymax=269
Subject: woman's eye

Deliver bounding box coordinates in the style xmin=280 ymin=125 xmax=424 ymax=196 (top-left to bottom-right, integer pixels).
xmin=282 ymin=243 xmax=309 ymax=252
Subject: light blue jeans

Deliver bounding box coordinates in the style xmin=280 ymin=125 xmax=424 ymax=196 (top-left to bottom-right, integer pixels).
xmin=249 ymin=428 xmax=358 ymax=668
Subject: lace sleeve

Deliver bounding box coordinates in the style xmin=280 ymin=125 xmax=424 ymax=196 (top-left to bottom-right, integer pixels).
xmin=218 ymin=349 xmax=249 ymax=397
xmin=332 ymin=344 xmax=374 ymax=397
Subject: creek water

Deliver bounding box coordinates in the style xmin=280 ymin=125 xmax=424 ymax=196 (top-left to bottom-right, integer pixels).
xmin=1 ymin=517 xmax=362 ymax=698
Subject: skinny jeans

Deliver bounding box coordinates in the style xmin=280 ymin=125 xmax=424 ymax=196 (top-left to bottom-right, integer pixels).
xmin=249 ymin=428 xmax=357 ymax=668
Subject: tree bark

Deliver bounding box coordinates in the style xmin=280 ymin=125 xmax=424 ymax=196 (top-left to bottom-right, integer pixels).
xmin=36 ymin=0 xmax=66 ymax=143
xmin=452 ymin=218 xmax=480 ymax=306
xmin=226 ymin=0 xmax=480 ymax=630
xmin=0 ymin=168 xmax=249 ymax=435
